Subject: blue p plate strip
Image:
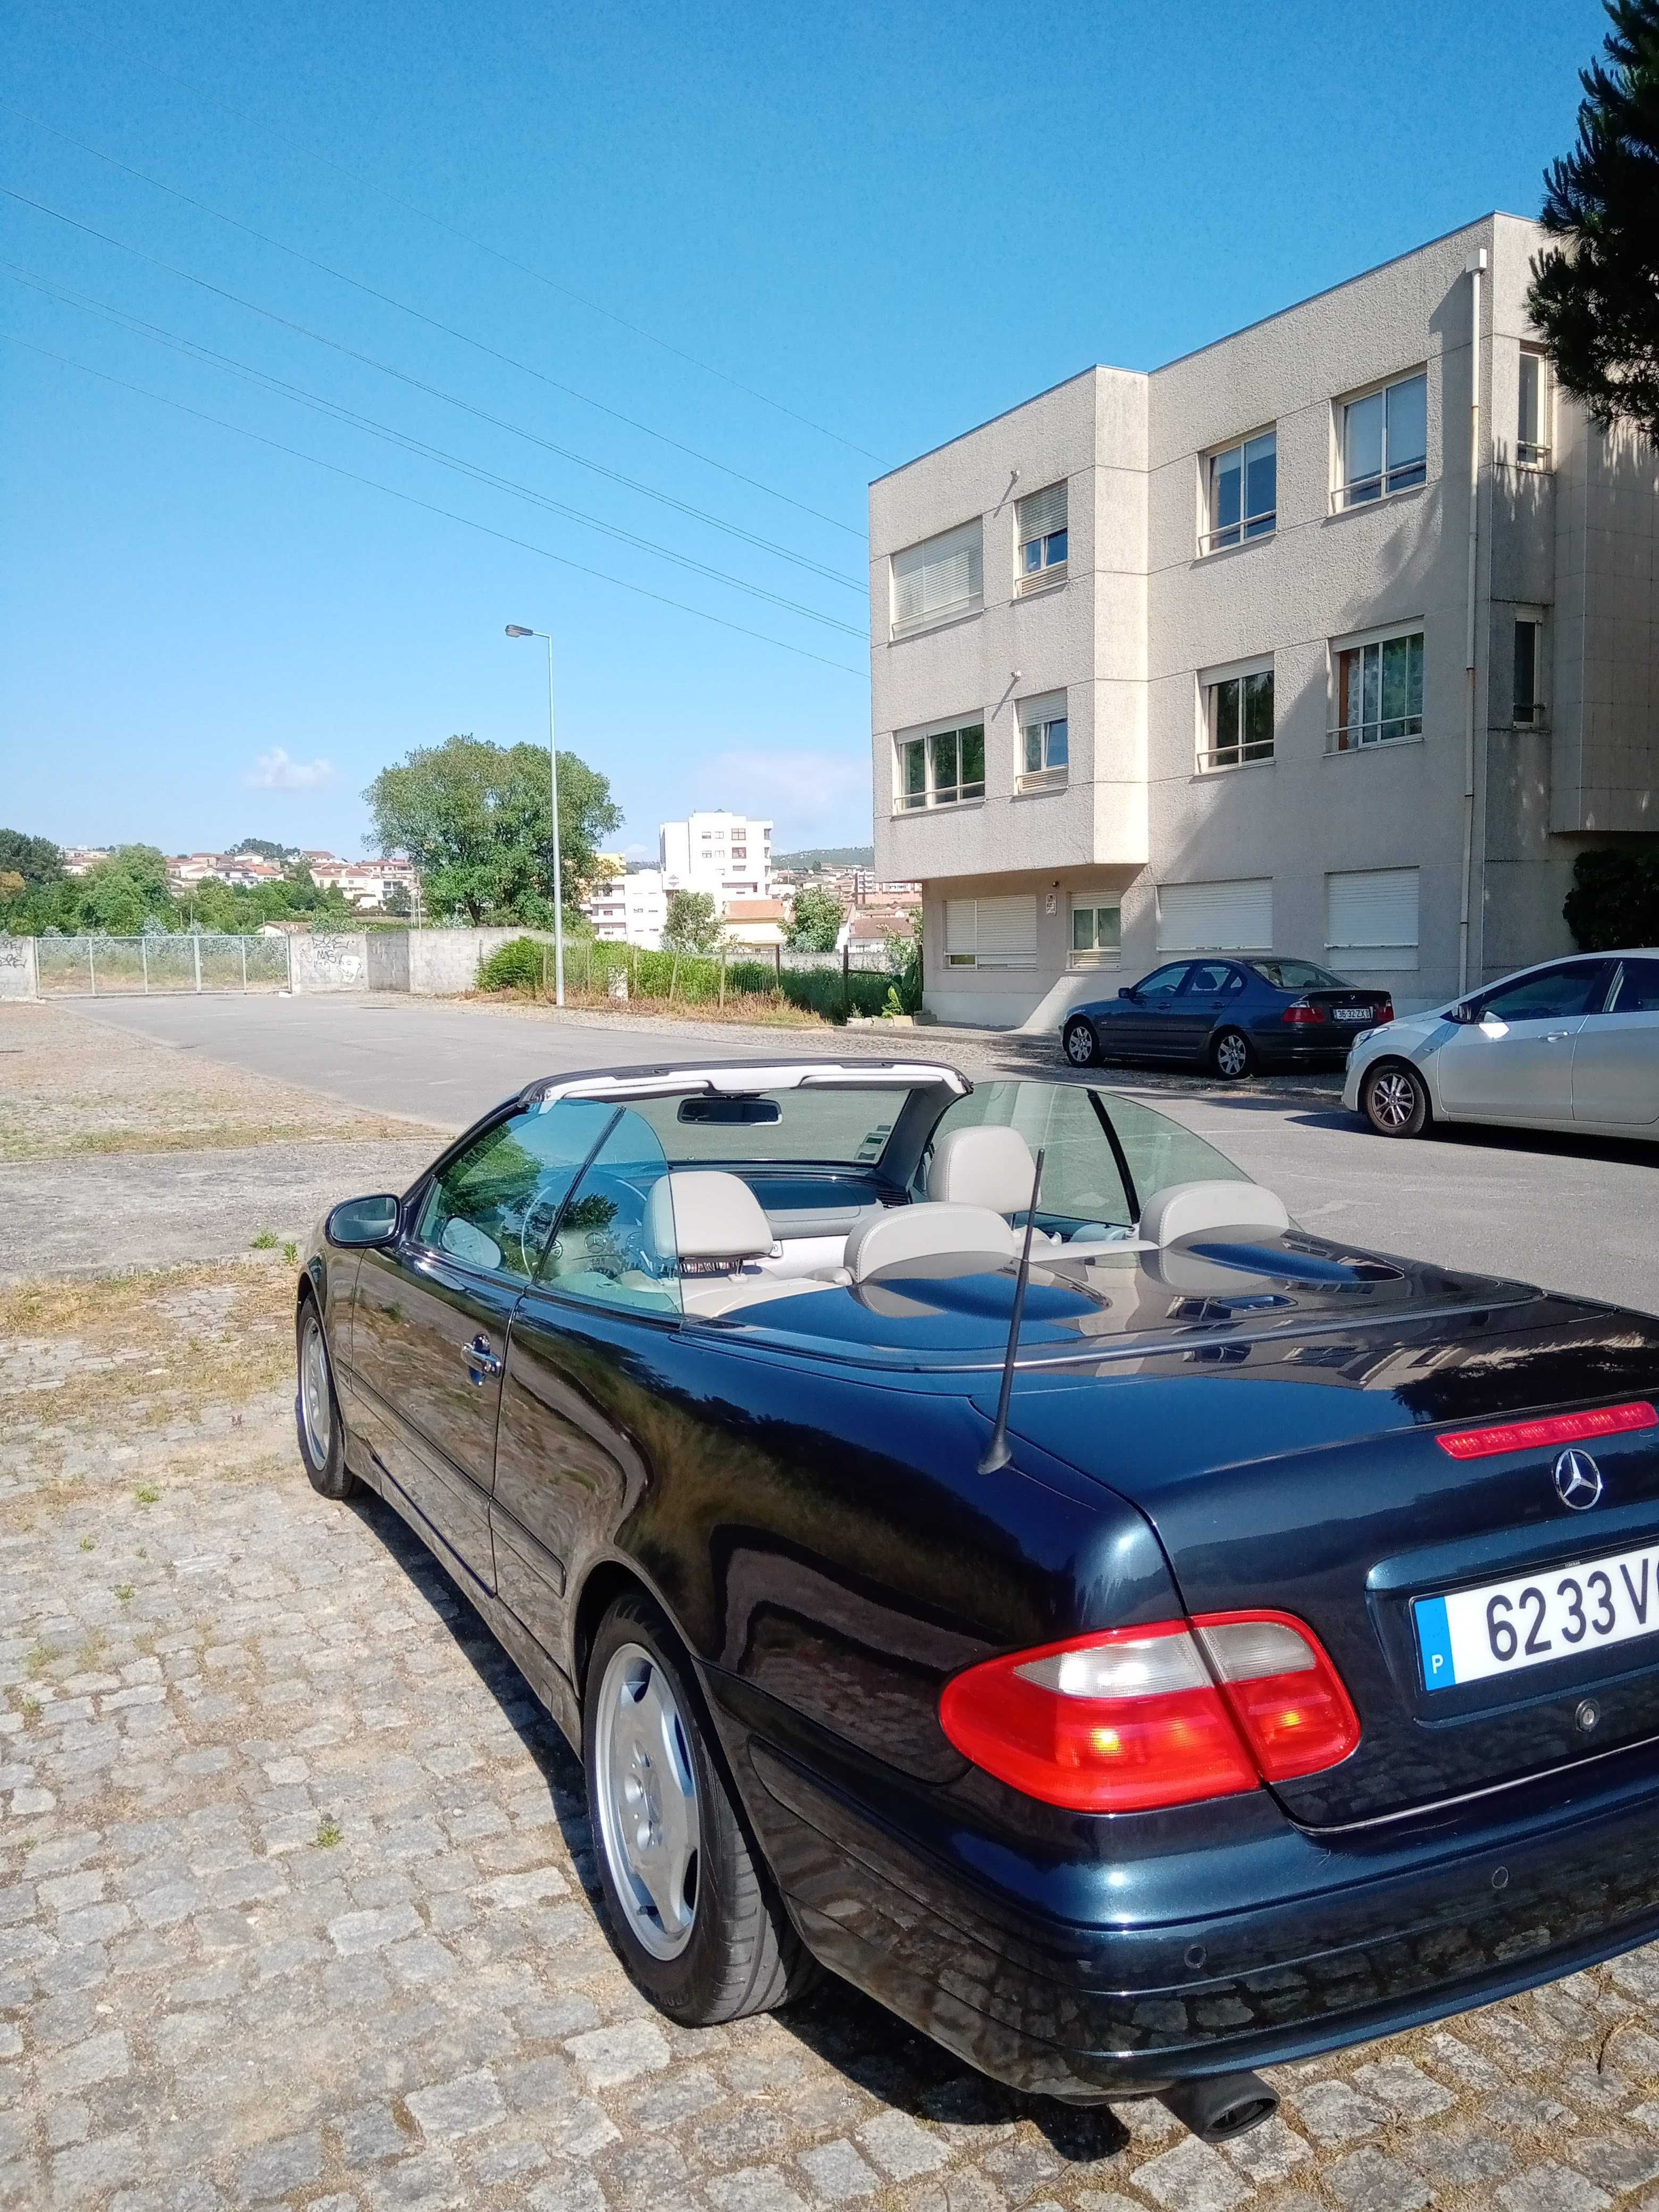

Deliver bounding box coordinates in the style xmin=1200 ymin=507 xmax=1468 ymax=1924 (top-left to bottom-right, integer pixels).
xmin=1415 ymin=1594 xmax=1456 ymax=1691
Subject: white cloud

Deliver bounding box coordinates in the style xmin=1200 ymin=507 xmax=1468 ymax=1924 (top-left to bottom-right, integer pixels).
xmin=246 ymin=748 xmax=337 ymax=791
xmin=703 ymin=748 xmax=869 ymax=850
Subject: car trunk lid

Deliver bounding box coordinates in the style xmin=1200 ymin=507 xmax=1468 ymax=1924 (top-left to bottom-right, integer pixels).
xmin=988 ymin=1275 xmax=1659 ymax=1826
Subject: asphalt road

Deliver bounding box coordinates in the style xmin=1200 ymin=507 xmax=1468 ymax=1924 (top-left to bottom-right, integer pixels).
xmin=71 ymin=992 xmax=1659 ymax=1314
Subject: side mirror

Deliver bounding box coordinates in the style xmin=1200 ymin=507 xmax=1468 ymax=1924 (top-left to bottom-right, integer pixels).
xmin=1449 ymin=1001 xmax=1479 ymax=1026
xmin=326 ymin=1194 xmax=400 ymax=1248
xmin=1118 ymin=986 xmax=1139 ymax=1002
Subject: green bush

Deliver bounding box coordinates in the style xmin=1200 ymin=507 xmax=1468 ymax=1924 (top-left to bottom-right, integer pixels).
xmin=1564 ymin=849 xmax=1659 ymax=952
xmin=477 ymin=935 xmax=547 ymax=992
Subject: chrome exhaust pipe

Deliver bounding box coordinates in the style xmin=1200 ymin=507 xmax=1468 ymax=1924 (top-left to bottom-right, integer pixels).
xmin=1158 ymin=2071 xmax=1279 ymax=2142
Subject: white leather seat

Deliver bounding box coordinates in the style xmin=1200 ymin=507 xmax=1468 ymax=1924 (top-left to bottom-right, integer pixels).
xmin=644 ymin=1170 xmax=829 ymax=1319
xmin=844 ymin=1203 xmax=1015 ymax=1283
xmin=1138 ymin=1179 xmax=1291 ymax=1247
xmin=927 ymin=1125 xmax=1041 ymax=1212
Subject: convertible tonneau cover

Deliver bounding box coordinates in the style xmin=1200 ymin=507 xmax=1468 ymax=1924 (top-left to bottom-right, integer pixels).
xmin=517 ymin=1059 xmax=972 ymax=1109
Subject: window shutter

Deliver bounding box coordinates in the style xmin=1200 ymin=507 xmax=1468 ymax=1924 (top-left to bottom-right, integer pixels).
xmin=1018 ymin=689 xmax=1067 ymax=734
xmin=891 ymin=522 xmax=983 ymax=633
xmin=1016 ymin=482 xmax=1068 ymax=543
xmin=1157 ymin=879 xmax=1272 ymax=952
xmin=945 ymin=899 xmax=977 ymax=959
xmin=1326 ymin=868 xmax=1420 ymax=970
xmin=974 ymin=895 xmax=1038 ymax=967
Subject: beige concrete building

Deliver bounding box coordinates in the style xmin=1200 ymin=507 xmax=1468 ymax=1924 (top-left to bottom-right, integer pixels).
xmin=870 ymin=214 xmax=1659 ymax=1029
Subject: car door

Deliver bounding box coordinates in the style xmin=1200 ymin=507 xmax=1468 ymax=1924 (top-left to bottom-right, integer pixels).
xmin=1170 ymin=960 xmax=1241 ymax=1062
xmin=351 ymin=1102 xmax=607 ymax=1591
xmin=1107 ymin=962 xmax=1192 ymax=1059
xmin=1573 ymin=957 xmax=1659 ymax=1126
xmin=1435 ymin=958 xmax=1613 ymax=1124
xmin=491 ymin=1108 xmax=685 ymax=1664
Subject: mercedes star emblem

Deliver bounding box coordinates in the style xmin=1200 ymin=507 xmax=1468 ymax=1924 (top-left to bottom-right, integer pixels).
xmin=1554 ymin=1448 xmax=1604 ymax=1512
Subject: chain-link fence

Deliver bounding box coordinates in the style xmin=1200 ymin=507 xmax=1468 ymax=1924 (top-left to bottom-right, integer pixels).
xmin=33 ymin=934 xmax=293 ymax=995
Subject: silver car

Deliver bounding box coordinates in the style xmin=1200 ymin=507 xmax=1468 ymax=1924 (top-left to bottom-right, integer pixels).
xmin=1343 ymin=949 xmax=1659 ymax=1141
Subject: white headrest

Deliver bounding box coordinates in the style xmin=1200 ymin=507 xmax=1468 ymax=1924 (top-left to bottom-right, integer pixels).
xmin=927 ymin=1125 xmax=1039 ymax=1214
xmin=1138 ymin=1179 xmax=1291 ymax=1248
xmin=644 ymin=1170 xmax=774 ymax=1262
xmin=844 ymin=1203 xmax=1015 ymax=1283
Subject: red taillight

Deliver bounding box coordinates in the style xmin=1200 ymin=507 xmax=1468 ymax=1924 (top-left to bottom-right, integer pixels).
xmin=1436 ymin=1400 xmax=1657 ymax=1461
xmin=939 ymin=1612 xmax=1359 ymax=1813
xmin=1376 ymin=996 xmax=1395 ymax=1021
xmin=1282 ymin=1001 xmax=1320 ymax=1025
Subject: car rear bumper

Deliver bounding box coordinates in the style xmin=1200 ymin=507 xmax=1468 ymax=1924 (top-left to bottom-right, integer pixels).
xmin=716 ymin=1673 xmax=1659 ymax=2100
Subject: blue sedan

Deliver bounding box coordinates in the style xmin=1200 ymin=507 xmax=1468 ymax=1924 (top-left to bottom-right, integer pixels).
xmin=1063 ymin=956 xmax=1394 ymax=1079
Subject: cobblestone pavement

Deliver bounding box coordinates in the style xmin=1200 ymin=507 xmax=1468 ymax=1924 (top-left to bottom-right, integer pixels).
xmin=7 ymin=1345 xmax=1659 ymax=2211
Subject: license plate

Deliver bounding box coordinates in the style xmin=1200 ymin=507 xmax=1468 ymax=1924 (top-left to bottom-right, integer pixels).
xmin=1332 ymin=1007 xmax=1374 ymax=1023
xmin=1415 ymin=1541 xmax=1659 ymax=1690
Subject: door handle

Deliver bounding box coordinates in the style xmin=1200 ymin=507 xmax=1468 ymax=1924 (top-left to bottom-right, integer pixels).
xmin=1545 ymin=1030 xmax=1572 ymax=1042
xmin=459 ymin=1333 xmax=502 ymax=1380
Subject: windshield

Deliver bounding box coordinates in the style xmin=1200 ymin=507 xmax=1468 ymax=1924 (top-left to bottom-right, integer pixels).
xmin=1249 ymin=959 xmax=1352 ymax=991
xmin=627 ymin=1086 xmax=906 ymax=1168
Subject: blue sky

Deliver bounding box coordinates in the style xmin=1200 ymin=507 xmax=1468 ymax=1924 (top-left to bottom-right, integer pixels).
xmin=1 ymin=0 xmax=1603 ymax=861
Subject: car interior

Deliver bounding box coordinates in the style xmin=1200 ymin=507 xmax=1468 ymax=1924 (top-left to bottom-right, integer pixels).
xmin=470 ymin=1070 xmax=1294 ymax=1325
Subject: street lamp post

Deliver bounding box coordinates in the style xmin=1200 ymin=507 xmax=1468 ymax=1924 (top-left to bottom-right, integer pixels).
xmin=505 ymin=624 xmax=565 ymax=1007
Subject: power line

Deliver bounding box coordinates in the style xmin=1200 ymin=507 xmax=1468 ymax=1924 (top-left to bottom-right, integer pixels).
xmin=13 ymin=102 xmax=884 ymax=465
xmin=0 ymin=168 xmax=867 ymax=541
xmin=2 ymin=329 xmax=869 ymax=678
xmin=0 ymin=198 xmax=862 ymax=593
xmin=0 ymin=261 xmax=867 ymax=638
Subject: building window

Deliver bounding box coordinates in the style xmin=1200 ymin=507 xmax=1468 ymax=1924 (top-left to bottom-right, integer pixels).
xmin=1518 ymin=350 xmax=1551 ymax=468
xmin=944 ymin=894 xmax=1038 ymax=969
xmin=891 ymin=520 xmax=984 ymax=638
xmin=1015 ymin=482 xmax=1068 ymax=593
xmin=1326 ymin=867 xmax=1420 ymax=972
xmin=1202 ymin=431 xmax=1276 ymax=552
xmin=1202 ymin=663 xmax=1274 ymax=769
xmin=1070 ymin=901 xmax=1121 ymax=968
xmin=731 ymin=846 xmax=746 ymax=859
xmin=1335 ymin=371 xmax=1427 ymax=508
xmin=1514 ymin=613 xmax=1546 ymax=726
xmin=1156 ymin=878 xmax=1273 ymax=953
xmin=894 ymin=722 xmax=986 ymax=811
xmin=1016 ymin=691 xmax=1069 ymax=792
xmin=1329 ymin=628 xmax=1424 ymax=750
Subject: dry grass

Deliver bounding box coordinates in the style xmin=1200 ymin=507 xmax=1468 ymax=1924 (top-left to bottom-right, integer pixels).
xmin=470 ymin=983 xmax=836 ymax=1027
xmin=0 ymin=999 xmax=424 ymax=1161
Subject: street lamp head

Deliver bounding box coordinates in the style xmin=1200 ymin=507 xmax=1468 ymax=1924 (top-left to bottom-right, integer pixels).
xmin=505 ymin=624 xmax=534 ymax=638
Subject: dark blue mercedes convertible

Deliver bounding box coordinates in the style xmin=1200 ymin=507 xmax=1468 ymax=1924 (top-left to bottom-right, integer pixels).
xmin=295 ymin=1058 xmax=1659 ymax=2143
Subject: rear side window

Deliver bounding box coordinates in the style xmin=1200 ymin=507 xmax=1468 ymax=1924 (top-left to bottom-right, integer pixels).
xmin=1475 ymin=961 xmax=1611 ymax=1022
xmin=1610 ymin=958 xmax=1659 ymax=1013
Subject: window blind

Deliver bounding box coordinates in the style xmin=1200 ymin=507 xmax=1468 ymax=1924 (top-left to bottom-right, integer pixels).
xmin=1157 ymin=879 xmax=1272 ymax=952
xmin=1326 ymin=868 xmax=1419 ymax=970
xmin=944 ymin=895 xmax=1037 ymax=967
xmin=1018 ymin=689 xmax=1067 ymax=733
xmin=891 ymin=522 xmax=983 ymax=633
xmin=1016 ymin=482 xmax=1068 ymax=543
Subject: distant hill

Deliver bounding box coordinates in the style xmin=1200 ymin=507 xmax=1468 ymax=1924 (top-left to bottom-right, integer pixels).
xmin=773 ymin=845 xmax=874 ymax=871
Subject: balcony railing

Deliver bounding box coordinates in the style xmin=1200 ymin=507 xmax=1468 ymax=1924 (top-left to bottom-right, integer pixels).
xmin=1326 ymin=716 xmax=1423 ymax=752
xmin=1518 ymin=441 xmax=1552 ymax=470
xmin=1197 ymin=740 xmax=1275 ymax=772
xmin=1513 ymin=701 xmax=1549 ymax=728
xmin=894 ymin=782 xmax=985 ymax=812
xmin=1330 ymin=460 xmax=1427 ymax=512
xmin=1198 ymin=515 xmax=1275 ymax=556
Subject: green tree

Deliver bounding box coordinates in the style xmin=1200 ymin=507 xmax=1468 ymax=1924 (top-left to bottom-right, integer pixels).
xmin=1528 ymin=1 xmax=1659 ymax=443
xmin=229 ymin=837 xmax=293 ymax=861
xmin=383 ymin=882 xmax=413 ymax=916
xmin=663 ymin=889 xmax=723 ymax=951
xmin=0 ymin=830 xmax=65 ymax=887
xmin=78 ymin=847 xmax=175 ymax=935
xmin=785 ymin=885 xmax=844 ymax=952
xmin=363 ymin=735 xmax=620 ymax=926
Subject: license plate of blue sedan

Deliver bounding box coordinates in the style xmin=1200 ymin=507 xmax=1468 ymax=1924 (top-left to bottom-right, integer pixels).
xmin=1333 ymin=1006 xmax=1375 ymax=1021
xmin=1415 ymin=1545 xmax=1659 ymax=1689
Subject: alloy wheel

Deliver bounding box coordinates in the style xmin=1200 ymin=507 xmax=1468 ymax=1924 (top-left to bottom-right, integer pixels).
xmin=1213 ymin=1029 xmax=1251 ymax=1081
xmin=1065 ymin=1021 xmax=1097 ymax=1067
xmin=1369 ymin=1068 xmax=1419 ymax=1130
xmin=593 ymin=1641 xmax=701 ymax=1960
xmin=299 ymin=1312 xmax=333 ymax=1469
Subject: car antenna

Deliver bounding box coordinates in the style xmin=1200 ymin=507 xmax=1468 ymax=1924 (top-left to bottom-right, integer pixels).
xmin=978 ymin=1147 xmax=1045 ymax=1474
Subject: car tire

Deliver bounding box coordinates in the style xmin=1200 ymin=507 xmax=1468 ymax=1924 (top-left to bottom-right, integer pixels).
xmin=1063 ymin=1017 xmax=1100 ymax=1068
xmin=296 ymin=1296 xmax=357 ymax=1499
xmin=584 ymin=1591 xmax=816 ymax=2027
xmin=1362 ymin=1059 xmax=1430 ymax=1138
xmin=1211 ymin=1027 xmax=1253 ymax=1082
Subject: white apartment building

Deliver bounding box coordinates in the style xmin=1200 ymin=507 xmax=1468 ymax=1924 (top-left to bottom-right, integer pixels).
xmin=659 ymin=811 xmax=773 ymax=910
xmin=582 ymin=863 xmax=668 ymax=949
xmin=871 ymin=214 xmax=1659 ymax=1029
